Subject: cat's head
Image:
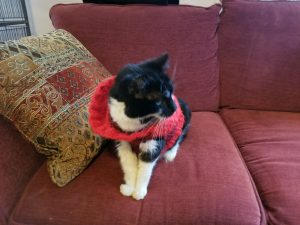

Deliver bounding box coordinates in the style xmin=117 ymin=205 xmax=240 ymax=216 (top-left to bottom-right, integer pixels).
xmin=109 ymin=53 xmax=177 ymax=131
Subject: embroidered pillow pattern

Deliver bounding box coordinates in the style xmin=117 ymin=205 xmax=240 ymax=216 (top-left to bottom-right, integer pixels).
xmin=0 ymin=29 xmax=111 ymax=186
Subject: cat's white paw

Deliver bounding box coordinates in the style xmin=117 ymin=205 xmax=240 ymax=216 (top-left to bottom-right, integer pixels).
xmin=132 ymin=188 xmax=147 ymax=200
xmin=164 ymin=149 xmax=177 ymax=162
xmin=120 ymin=184 xmax=134 ymax=197
xmin=164 ymin=143 xmax=179 ymax=162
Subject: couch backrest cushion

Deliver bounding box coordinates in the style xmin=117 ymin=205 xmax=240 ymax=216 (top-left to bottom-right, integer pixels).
xmin=219 ymin=0 xmax=300 ymax=112
xmin=50 ymin=4 xmax=221 ymax=111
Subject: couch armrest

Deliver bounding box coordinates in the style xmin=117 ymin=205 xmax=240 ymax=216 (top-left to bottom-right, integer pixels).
xmin=0 ymin=116 xmax=44 ymax=225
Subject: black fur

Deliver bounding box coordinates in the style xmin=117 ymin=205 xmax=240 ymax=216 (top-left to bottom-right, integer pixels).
xmin=109 ymin=53 xmax=176 ymax=118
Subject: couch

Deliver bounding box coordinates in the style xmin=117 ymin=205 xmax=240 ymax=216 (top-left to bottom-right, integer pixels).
xmin=1 ymin=1 xmax=300 ymax=225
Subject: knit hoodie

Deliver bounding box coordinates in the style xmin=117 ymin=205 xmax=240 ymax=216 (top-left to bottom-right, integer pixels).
xmin=89 ymin=76 xmax=184 ymax=153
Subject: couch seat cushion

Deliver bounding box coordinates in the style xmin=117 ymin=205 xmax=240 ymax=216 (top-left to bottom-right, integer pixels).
xmin=221 ymin=109 xmax=300 ymax=225
xmin=10 ymin=112 xmax=265 ymax=225
xmin=0 ymin=116 xmax=44 ymax=225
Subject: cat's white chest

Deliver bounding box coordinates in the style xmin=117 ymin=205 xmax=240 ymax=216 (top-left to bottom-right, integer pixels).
xmin=109 ymin=97 xmax=146 ymax=132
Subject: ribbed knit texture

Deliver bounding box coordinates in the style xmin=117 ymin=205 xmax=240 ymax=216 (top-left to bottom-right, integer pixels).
xmin=89 ymin=76 xmax=185 ymax=152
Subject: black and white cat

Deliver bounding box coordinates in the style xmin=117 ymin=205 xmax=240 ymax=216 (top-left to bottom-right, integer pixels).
xmin=90 ymin=53 xmax=191 ymax=200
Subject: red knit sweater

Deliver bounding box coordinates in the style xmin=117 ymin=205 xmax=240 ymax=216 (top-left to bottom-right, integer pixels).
xmin=89 ymin=76 xmax=185 ymax=153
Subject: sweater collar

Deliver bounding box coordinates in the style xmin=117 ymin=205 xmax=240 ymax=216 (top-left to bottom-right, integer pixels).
xmin=89 ymin=76 xmax=183 ymax=142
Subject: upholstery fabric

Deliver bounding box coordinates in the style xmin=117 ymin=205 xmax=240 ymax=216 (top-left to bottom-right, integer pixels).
xmin=221 ymin=109 xmax=300 ymax=225
xmin=0 ymin=116 xmax=44 ymax=225
xmin=10 ymin=112 xmax=265 ymax=225
xmin=0 ymin=30 xmax=111 ymax=186
xmin=50 ymin=4 xmax=220 ymax=112
xmin=219 ymin=1 xmax=300 ymax=112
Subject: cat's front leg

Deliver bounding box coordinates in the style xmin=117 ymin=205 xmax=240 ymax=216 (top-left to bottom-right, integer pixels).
xmin=133 ymin=139 xmax=165 ymax=200
xmin=116 ymin=141 xmax=138 ymax=197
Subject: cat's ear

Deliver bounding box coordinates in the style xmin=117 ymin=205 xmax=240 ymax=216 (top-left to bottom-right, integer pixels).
xmin=139 ymin=52 xmax=169 ymax=73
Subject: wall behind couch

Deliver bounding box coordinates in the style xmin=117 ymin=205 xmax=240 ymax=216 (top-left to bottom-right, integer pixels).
xmin=26 ymin=0 xmax=219 ymax=35
xmin=26 ymin=0 xmax=82 ymax=35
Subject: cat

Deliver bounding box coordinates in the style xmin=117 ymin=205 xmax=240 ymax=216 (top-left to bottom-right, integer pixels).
xmin=89 ymin=53 xmax=191 ymax=200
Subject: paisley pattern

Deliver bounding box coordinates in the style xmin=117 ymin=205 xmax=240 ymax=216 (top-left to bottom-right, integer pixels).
xmin=0 ymin=30 xmax=111 ymax=186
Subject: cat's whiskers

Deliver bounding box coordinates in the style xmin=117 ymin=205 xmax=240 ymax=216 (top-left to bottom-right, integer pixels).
xmin=140 ymin=119 xmax=160 ymax=142
xmin=152 ymin=117 xmax=163 ymax=140
xmin=155 ymin=120 xmax=162 ymax=140
xmin=151 ymin=118 xmax=160 ymax=139
xmin=160 ymin=119 xmax=166 ymax=138
xmin=154 ymin=117 xmax=166 ymax=143
xmin=161 ymin=118 xmax=167 ymax=142
xmin=157 ymin=119 xmax=164 ymax=143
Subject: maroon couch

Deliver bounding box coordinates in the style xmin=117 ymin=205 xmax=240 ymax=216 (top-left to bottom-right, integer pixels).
xmin=1 ymin=1 xmax=300 ymax=225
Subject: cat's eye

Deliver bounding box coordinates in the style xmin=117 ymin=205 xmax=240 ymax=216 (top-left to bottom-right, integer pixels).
xmin=147 ymin=92 xmax=161 ymax=101
xmin=155 ymin=100 xmax=162 ymax=106
xmin=163 ymin=90 xmax=171 ymax=98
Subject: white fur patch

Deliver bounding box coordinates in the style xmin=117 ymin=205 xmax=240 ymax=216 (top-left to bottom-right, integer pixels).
xmin=109 ymin=98 xmax=145 ymax=132
xmin=131 ymin=140 xmax=159 ymax=200
xmin=109 ymin=97 xmax=160 ymax=132
xmin=139 ymin=140 xmax=158 ymax=153
xmin=116 ymin=141 xmax=138 ymax=197
xmin=133 ymin=160 xmax=157 ymax=200
xmin=164 ymin=142 xmax=180 ymax=162
xmin=117 ymin=140 xmax=159 ymax=200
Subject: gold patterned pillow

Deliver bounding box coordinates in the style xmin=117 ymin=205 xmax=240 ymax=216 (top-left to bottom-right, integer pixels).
xmin=0 ymin=29 xmax=111 ymax=186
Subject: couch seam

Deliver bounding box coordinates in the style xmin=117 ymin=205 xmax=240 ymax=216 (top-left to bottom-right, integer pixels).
xmin=136 ymin=199 xmax=144 ymax=225
xmin=218 ymin=112 xmax=267 ymax=225
xmin=50 ymin=3 xmax=221 ymax=10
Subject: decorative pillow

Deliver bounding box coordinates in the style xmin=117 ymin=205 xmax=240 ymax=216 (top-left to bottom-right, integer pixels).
xmin=0 ymin=29 xmax=111 ymax=186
